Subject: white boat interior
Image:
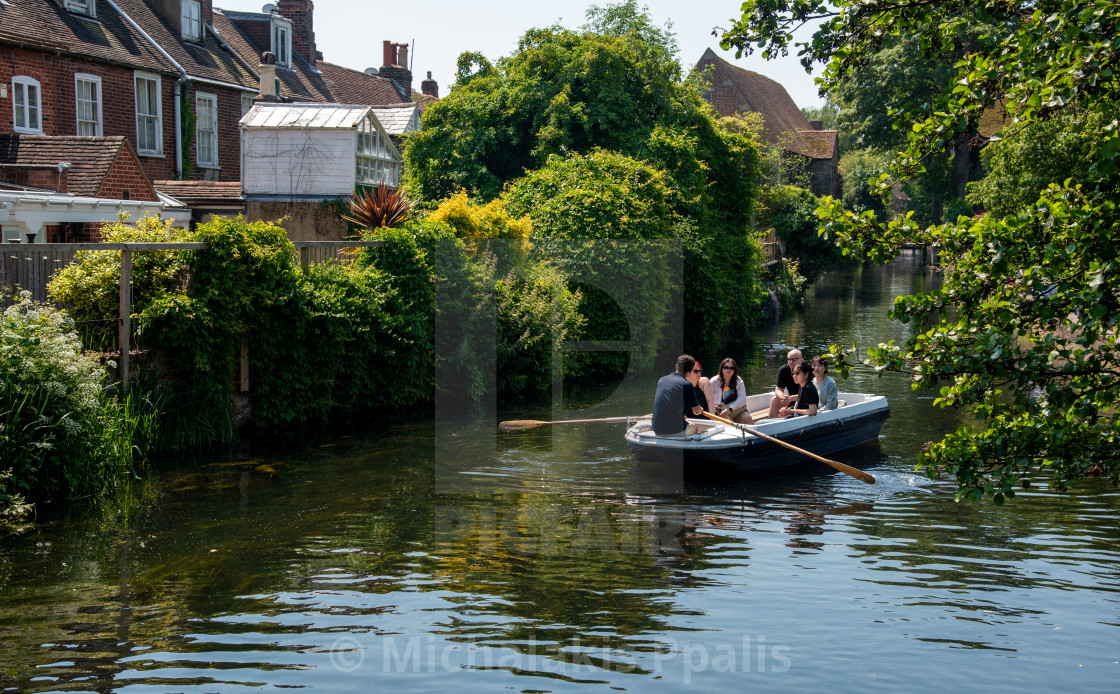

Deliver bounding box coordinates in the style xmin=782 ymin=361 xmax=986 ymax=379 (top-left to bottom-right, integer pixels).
xmin=625 ymin=392 xmax=889 ymax=450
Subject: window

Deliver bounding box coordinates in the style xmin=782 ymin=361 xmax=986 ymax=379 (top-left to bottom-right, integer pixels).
xmin=180 ymin=0 xmax=201 ymax=41
xmin=75 ymin=74 xmax=102 ymax=136
xmin=12 ymin=77 xmax=42 ymax=134
xmin=64 ymin=0 xmax=96 ymax=18
xmin=271 ymin=18 xmax=291 ymax=67
xmin=355 ymin=114 xmax=398 ymax=187
xmin=134 ymin=73 xmax=162 ymax=155
xmin=195 ymin=93 xmax=218 ymax=168
xmin=241 ymin=93 xmax=254 ymax=117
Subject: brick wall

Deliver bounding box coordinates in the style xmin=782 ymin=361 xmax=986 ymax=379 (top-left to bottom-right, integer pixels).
xmin=98 ymin=149 xmax=160 ymax=202
xmin=3 ymin=45 xmax=251 ymax=182
xmin=182 ymin=82 xmax=245 ymax=182
xmin=2 ymin=46 xmax=178 ymax=180
xmin=277 ymin=0 xmax=316 ymax=65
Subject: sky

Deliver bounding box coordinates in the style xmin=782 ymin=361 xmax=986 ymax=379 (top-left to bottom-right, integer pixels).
xmin=216 ymin=0 xmax=825 ymax=109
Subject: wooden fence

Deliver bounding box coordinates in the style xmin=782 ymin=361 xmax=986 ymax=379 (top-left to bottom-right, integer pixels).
xmin=1 ymin=240 xmax=384 ymax=387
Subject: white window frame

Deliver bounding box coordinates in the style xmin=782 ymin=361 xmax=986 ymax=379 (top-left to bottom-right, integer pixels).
xmin=180 ymin=0 xmax=202 ymax=42
xmin=12 ymin=76 xmax=43 ymax=134
xmin=195 ymin=92 xmax=219 ymax=168
xmin=271 ymin=18 xmax=292 ymax=67
xmin=134 ymin=72 xmax=163 ymax=155
xmin=354 ymin=114 xmax=399 ymax=188
xmin=241 ymin=93 xmax=254 ymax=116
xmin=75 ymin=73 xmax=103 ymax=136
xmin=64 ymin=0 xmax=96 ymax=18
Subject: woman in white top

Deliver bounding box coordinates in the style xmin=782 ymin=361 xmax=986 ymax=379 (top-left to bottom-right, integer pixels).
xmin=708 ymin=357 xmax=753 ymax=424
xmin=811 ymin=356 xmax=839 ymax=411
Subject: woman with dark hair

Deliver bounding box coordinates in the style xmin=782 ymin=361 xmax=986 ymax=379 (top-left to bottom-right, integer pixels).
xmin=811 ymin=356 xmax=839 ymax=411
xmin=708 ymin=357 xmax=753 ymax=424
xmin=778 ymin=362 xmax=819 ymax=417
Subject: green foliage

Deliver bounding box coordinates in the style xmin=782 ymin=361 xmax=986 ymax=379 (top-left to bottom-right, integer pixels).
xmin=757 ymin=185 xmax=844 ymax=276
xmin=503 ymin=150 xmax=683 ymax=371
xmin=358 ymin=218 xmax=583 ymax=403
xmin=142 ymin=216 xmax=431 ymax=428
xmin=46 ymin=215 xmax=193 ymax=351
xmin=727 ymin=0 xmax=1120 ymax=500
xmin=1 ymin=293 xmax=149 ymax=521
xmin=967 ymin=105 xmax=1111 ymax=217
xmin=839 ymin=149 xmax=891 ymax=218
xmin=403 ymin=3 xmax=761 ymax=233
xmin=495 ymin=262 xmax=585 ymax=397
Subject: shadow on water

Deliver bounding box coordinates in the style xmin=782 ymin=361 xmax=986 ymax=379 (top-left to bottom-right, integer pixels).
xmin=2 ymin=257 xmax=1118 ymax=693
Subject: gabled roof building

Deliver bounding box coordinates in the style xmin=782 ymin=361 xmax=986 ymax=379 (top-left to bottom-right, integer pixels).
xmin=694 ymin=48 xmax=840 ymax=198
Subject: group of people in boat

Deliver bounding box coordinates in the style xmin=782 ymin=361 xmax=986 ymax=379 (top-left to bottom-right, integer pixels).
xmin=651 ymin=349 xmax=839 ymax=437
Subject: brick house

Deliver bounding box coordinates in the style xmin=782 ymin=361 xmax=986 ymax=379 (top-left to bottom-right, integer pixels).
xmin=694 ymin=48 xmax=841 ymax=198
xmin=213 ymin=0 xmax=434 ymax=109
xmin=1 ymin=0 xmax=259 ymax=184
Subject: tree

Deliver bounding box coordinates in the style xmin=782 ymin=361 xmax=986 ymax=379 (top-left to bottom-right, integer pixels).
xmin=722 ymin=0 xmax=1120 ymax=502
xmin=403 ymin=2 xmax=760 ymax=236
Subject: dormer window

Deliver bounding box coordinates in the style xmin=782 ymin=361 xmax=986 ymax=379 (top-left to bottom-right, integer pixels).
xmin=65 ymin=0 xmax=96 ymax=18
xmin=181 ymin=0 xmax=202 ymax=41
xmin=271 ymin=18 xmax=292 ymax=67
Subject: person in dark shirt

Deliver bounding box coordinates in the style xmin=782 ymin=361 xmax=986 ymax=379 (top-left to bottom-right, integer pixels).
xmin=767 ymin=348 xmax=804 ymax=418
xmin=652 ymin=354 xmax=705 ymax=435
xmin=778 ymin=361 xmax=819 ymax=417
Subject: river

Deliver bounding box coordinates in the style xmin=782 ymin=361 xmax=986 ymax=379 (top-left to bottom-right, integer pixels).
xmin=1 ymin=254 xmax=1117 ymax=692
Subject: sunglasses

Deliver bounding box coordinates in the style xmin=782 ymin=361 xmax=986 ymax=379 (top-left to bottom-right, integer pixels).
xmin=691 ymin=368 xmax=702 ymax=373
xmin=722 ymin=366 xmax=734 ymax=371
xmin=787 ymin=357 xmax=801 ymax=362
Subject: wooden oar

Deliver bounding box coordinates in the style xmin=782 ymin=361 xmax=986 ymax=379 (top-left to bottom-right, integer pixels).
xmin=500 ymin=415 xmax=647 ymax=432
xmin=702 ymin=411 xmax=875 ymax=484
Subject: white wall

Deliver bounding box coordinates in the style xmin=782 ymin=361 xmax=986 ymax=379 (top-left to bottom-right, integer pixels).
xmin=241 ymin=128 xmax=355 ymax=196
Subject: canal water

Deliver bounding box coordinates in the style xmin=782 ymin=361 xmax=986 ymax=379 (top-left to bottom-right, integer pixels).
xmin=2 ymin=255 xmax=1118 ymax=692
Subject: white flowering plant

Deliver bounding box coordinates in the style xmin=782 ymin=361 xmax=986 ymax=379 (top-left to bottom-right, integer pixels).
xmin=0 ymin=292 xmax=137 ymax=520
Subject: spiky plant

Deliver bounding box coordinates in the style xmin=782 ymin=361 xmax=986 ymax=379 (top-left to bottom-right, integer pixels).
xmin=342 ymin=184 xmax=416 ymax=230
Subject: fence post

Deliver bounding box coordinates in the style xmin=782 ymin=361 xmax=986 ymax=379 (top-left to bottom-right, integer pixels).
xmin=119 ymin=247 xmax=131 ymax=391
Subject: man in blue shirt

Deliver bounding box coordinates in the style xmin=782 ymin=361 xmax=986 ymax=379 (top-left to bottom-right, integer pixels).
xmin=652 ymin=355 xmax=705 ymax=435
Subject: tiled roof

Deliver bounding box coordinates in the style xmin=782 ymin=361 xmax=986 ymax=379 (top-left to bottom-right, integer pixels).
xmin=368 ymin=104 xmax=420 ymax=135
xmin=0 ymin=0 xmax=174 ymax=74
xmin=214 ymin=7 xmax=408 ymax=106
xmin=112 ymin=0 xmax=258 ymax=90
xmin=0 ymin=134 xmax=128 ymax=198
xmin=694 ymin=48 xmax=811 ymax=144
xmin=317 ymin=62 xmax=409 ymax=106
xmin=154 ymin=180 xmax=243 ymax=201
xmin=787 ymin=130 xmax=838 ymax=160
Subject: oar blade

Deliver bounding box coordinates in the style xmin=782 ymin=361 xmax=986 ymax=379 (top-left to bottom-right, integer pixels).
xmin=499 ymin=420 xmax=547 ymax=432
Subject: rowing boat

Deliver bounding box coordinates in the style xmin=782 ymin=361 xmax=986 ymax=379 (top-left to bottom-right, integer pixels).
xmin=624 ymin=391 xmax=889 ymax=476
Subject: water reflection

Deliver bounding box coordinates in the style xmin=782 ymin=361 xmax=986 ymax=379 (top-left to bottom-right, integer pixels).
xmin=2 ymin=259 xmax=1118 ymax=692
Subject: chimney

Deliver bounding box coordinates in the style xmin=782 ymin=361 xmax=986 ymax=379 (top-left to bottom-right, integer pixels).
xmin=421 ymin=71 xmax=439 ymax=98
xmin=258 ymin=51 xmax=278 ymax=99
xmin=809 ymin=119 xmax=823 ymax=130
xmin=277 ymin=0 xmax=316 ymax=65
xmin=379 ymin=41 xmax=412 ymax=99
